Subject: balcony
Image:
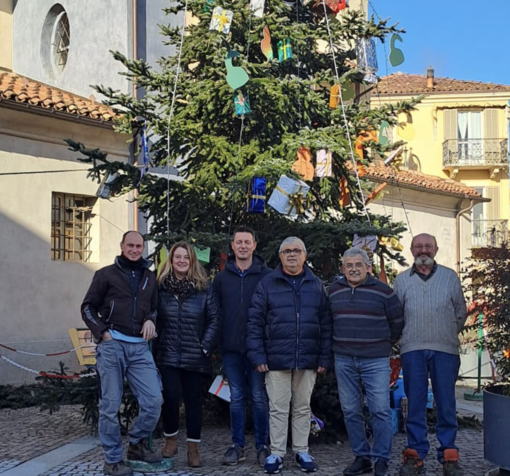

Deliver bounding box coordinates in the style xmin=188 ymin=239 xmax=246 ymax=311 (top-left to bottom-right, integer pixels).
xmin=472 ymin=219 xmax=508 ymax=248
xmin=443 ymin=139 xmax=508 ymax=178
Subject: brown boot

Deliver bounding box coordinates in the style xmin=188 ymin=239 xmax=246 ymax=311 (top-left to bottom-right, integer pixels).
xmin=161 ymin=435 xmax=178 ymax=458
xmin=187 ymin=441 xmax=202 ymax=467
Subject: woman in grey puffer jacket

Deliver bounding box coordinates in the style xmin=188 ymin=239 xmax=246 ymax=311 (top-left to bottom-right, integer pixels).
xmin=155 ymin=242 xmax=220 ymax=468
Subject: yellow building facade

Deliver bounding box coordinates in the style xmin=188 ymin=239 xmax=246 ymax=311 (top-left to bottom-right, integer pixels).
xmin=375 ymin=71 xmax=510 ymax=251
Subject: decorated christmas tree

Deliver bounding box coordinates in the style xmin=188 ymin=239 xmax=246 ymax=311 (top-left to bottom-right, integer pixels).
xmin=68 ymin=0 xmax=419 ymax=279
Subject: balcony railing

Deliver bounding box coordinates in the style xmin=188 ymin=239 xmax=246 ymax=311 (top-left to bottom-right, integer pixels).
xmin=443 ymin=139 xmax=508 ymax=168
xmin=472 ymin=219 xmax=508 ymax=247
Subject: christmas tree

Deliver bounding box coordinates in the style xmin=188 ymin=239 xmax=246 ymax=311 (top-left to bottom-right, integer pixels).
xmin=68 ymin=0 xmax=419 ymax=279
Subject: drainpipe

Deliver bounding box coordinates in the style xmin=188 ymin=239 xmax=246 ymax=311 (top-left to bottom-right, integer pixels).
xmin=455 ymin=198 xmax=475 ymax=274
xmin=132 ymin=0 xmax=139 ymax=232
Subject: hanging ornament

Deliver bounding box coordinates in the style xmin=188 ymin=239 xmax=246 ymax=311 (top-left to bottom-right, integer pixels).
xmin=219 ymin=252 xmax=228 ymax=271
xmin=354 ymin=130 xmax=378 ymax=176
xmin=268 ymin=175 xmax=310 ymax=216
xmin=352 ymin=234 xmax=377 ymax=270
xmin=277 ymin=38 xmax=292 ymax=62
xmin=244 ymin=177 xmax=267 ymax=213
xmin=225 ymin=51 xmax=249 ymax=90
xmin=96 ymin=172 xmax=119 ymax=199
xmin=364 ymin=182 xmax=387 ymax=205
xmin=315 ymin=149 xmax=333 ymax=178
xmin=204 ymin=0 xmax=214 ymax=12
xmin=260 ymin=25 xmax=274 ymax=61
xmin=194 ymin=246 xmax=211 ymax=264
xmin=209 ymin=7 xmax=233 ymax=34
xmin=379 ymin=120 xmax=391 ymax=146
xmin=233 ymin=89 xmax=251 ymax=116
xmin=250 ymin=0 xmax=265 ymax=17
xmin=356 ymin=38 xmax=378 ymax=84
xmin=389 ymin=33 xmax=405 ymax=67
xmin=379 ymin=236 xmax=404 ymax=252
xmin=312 ymin=0 xmax=346 ymax=15
xmin=339 ymin=176 xmax=351 ymax=207
xmin=329 ymin=84 xmax=340 ymax=109
xmin=157 ymin=246 xmax=169 ymax=276
xmin=379 ymin=254 xmax=388 ymax=283
xmin=292 ymin=146 xmax=314 ymax=181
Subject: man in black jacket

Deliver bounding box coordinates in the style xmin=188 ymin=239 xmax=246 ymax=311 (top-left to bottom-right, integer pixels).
xmin=213 ymin=227 xmax=272 ymax=466
xmin=247 ymin=237 xmax=332 ymax=474
xmin=81 ymin=231 xmax=163 ymax=476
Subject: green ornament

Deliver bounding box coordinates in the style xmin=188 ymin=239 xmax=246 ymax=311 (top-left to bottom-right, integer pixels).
xmin=389 ymin=34 xmax=405 ymax=67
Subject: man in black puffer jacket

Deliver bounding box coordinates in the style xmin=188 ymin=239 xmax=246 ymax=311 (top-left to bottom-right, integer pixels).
xmin=81 ymin=231 xmax=162 ymax=476
xmin=247 ymin=237 xmax=332 ymax=474
xmin=213 ymin=227 xmax=272 ymax=467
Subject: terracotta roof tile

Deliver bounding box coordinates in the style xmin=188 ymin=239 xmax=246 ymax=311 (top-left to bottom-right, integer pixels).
xmin=377 ymin=73 xmax=510 ymax=95
xmin=0 ymin=72 xmax=117 ymax=122
xmin=362 ymin=160 xmax=483 ymax=199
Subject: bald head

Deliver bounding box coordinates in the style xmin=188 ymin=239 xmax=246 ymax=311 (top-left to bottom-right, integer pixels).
xmin=411 ymin=233 xmax=437 ymax=249
xmin=120 ymin=231 xmax=144 ymax=261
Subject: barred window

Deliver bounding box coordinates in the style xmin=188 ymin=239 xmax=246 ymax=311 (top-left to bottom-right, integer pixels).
xmin=54 ymin=11 xmax=70 ymax=72
xmin=51 ymin=193 xmax=95 ymax=262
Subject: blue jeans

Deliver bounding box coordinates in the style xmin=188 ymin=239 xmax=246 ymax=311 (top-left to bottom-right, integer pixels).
xmin=401 ymin=350 xmax=460 ymax=463
xmin=335 ymin=355 xmax=393 ymax=462
xmin=222 ymin=352 xmax=269 ymax=448
xmin=96 ymin=339 xmax=163 ymax=464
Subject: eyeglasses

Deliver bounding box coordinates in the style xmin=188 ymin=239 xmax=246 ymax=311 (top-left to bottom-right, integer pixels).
xmin=280 ymin=249 xmax=304 ymax=256
xmin=411 ymin=244 xmax=436 ymax=250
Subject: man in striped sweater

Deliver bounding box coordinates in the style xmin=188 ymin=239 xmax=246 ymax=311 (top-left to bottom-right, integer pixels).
xmin=329 ymin=248 xmax=404 ymax=476
xmin=393 ymin=233 xmax=467 ymax=476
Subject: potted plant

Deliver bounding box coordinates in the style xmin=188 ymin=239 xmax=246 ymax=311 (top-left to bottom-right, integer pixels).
xmin=464 ymin=244 xmax=510 ymax=474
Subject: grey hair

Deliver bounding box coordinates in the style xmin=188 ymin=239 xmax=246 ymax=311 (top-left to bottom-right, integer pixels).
xmin=279 ymin=236 xmax=307 ymax=254
xmin=343 ymin=247 xmax=371 ymax=266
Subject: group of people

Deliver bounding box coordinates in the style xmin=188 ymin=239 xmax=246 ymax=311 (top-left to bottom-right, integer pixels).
xmin=81 ymin=228 xmax=467 ymax=476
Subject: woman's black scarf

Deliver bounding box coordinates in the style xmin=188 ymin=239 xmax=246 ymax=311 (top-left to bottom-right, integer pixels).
xmin=163 ymin=273 xmax=195 ymax=302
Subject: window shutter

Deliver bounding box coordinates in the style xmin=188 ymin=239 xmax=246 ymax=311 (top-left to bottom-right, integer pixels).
xmin=486 ymin=186 xmax=500 ymax=220
xmin=443 ymin=109 xmax=458 ymax=140
xmin=483 ymin=108 xmax=499 ymax=139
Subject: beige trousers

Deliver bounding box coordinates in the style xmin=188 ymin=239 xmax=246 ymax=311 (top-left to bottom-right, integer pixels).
xmin=265 ymin=369 xmax=317 ymax=458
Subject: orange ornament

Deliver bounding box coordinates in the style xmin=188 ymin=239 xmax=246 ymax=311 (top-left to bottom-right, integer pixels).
xmin=339 ymin=176 xmax=351 ymax=207
xmin=329 ymin=84 xmax=340 ymax=109
xmin=292 ymin=146 xmax=315 ymax=181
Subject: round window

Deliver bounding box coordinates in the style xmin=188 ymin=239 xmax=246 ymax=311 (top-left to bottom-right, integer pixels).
xmin=41 ymin=4 xmax=71 ymax=79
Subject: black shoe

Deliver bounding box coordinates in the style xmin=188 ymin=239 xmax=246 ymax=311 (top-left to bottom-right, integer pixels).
xmin=375 ymin=460 xmax=389 ymax=476
xmin=127 ymin=440 xmax=162 ymax=464
xmin=223 ymin=444 xmax=245 ymax=465
xmin=343 ymin=456 xmax=372 ymax=476
xmin=103 ymin=461 xmax=133 ymax=476
xmin=257 ymin=445 xmax=271 ymax=467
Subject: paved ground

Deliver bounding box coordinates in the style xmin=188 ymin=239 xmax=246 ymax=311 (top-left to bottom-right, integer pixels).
xmin=0 ymin=386 xmax=492 ymax=476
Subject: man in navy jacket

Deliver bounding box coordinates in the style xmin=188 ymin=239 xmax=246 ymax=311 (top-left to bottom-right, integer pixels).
xmin=247 ymin=237 xmax=332 ymax=474
xmin=213 ymin=227 xmax=272 ymax=466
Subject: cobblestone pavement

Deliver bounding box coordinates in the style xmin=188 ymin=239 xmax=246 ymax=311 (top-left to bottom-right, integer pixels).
xmin=0 ymin=402 xmax=492 ymax=476
xmin=0 ymin=405 xmax=89 ymax=472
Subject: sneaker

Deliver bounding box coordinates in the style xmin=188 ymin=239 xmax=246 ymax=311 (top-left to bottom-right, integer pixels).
xmin=223 ymin=444 xmax=245 ymax=465
xmin=343 ymin=456 xmax=372 ymax=475
xmin=257 ymin=445 xmax=271 ymax=467
xmin=103 ymin=461 xmax=133 ymax=476
xmin=443 ymin=449 xmax=463 ymax=476
xmin=264 ymin=454 xmax=284 ymax=474
xmin=374 ymin=460 xmax=389 ymax=476
xmin=127 ymin=440 xmax=163 ymax=464
xmin=296 ymin=452 xmax=317 ymax=472
xmin=400 ymin=449 xmax=426 ymax=476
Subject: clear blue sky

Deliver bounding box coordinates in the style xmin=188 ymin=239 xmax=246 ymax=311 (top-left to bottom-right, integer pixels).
xmin=369 ymin=0 xmax=510 ymax=85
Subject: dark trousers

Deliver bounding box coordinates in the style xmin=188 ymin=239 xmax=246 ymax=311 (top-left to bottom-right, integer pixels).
xmin=159 ymin=366 xmax=204 ymax=441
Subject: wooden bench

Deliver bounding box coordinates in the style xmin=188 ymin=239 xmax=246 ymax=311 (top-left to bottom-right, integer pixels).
xmin=68 ymin=328 xmax=97 ymax=366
